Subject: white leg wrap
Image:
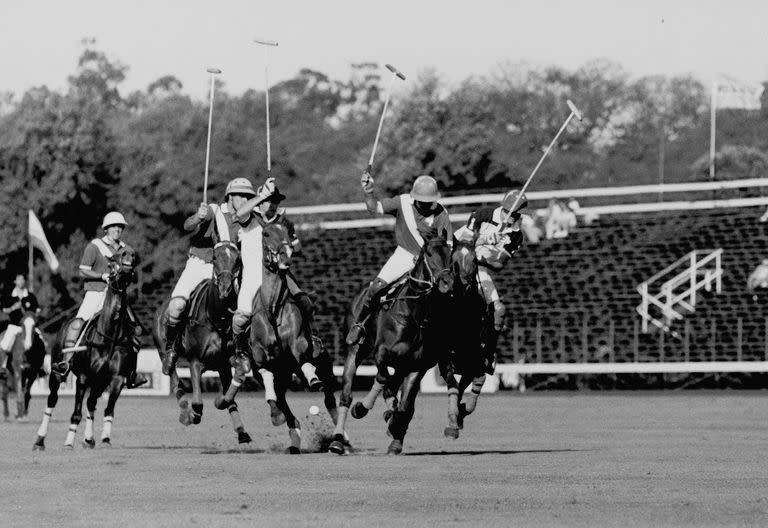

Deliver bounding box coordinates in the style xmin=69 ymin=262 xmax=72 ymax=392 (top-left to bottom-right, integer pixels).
xmin=37 ymin=408 xmax=52 ymax=437
xmin=64 ymin=425 xmax=77 ymax=447
xmin=84 ymin=413 xmax=94 ymax=440
xmin=259 ymin=369 xmax=277 ymax=402
xmin=333 ymin=406 xmax=348 ymax=436
xmin=362 ymin=379 xmax=385 ymax=409
xmin=300 ymin=363 xmax=318 ymax=383
xmin=101 ymin=416 xmax=113 ymax=441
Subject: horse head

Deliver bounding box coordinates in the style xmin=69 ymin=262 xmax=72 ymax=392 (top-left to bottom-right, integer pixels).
xmin=262 ymin=223 xmax=292 ymax=272
xmin=451 ymin=240 xmax=478 ymax=288
xmin=108 ymin=246 xmax=137 ymax=291
xmin=212 ymin=241 xmax=241 ymax=298
xmin=420 ymin=233 xmax=454 ymax=295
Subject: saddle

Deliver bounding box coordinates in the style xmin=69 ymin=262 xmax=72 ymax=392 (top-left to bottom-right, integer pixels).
xmin=378 ymin=276 xmax=410 ymax=309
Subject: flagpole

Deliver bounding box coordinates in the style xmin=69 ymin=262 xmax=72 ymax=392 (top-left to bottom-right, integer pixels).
xmin=28 ymin=210 xmax=33 ymax=292
xmin=709 ymin=78 xmax=717 ymax=181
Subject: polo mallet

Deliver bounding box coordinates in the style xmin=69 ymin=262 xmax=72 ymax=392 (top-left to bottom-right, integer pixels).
xmin=254 ymin=38 xmax=279 ymax=176
xmin=203 ymin=67 xmax=222 ymax=204
xmin=499 ymin=99 xmax=583 ymax=228
xmin=366 ymin=63 xmax=406 ymax=173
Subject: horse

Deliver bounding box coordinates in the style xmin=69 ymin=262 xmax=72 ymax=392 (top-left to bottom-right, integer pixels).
xmin=329 ymin=235 xmax=454 ymax=455
xmin=440 ymin=240 xmax=495 ymax=439
xmin=33 ymin=246 xmax=140 ymax=450
xmin=154 ymin=240 xmax=252 ymax=444
xmin=1 ymin=313 xmax=46 ymax=421
xmin=215 ymin=221 xmax=338 ymax=454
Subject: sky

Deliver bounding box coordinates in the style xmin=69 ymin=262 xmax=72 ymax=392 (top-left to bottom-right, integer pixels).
xmin=2 ymin=0 xmax=768 ymax=100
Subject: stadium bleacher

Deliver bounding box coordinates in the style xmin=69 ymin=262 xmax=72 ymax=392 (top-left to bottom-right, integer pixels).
xmin=132 ymin=205 xmax=768 ymax=377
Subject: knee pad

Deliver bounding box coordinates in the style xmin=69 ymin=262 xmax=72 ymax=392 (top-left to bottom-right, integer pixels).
xmin=167 ymin=297 xmax=187 ymax=323
xmin=232 ymin=311 xmax=250 ymax=335
xmin=493 ymin=300 xmax=506 ymax=318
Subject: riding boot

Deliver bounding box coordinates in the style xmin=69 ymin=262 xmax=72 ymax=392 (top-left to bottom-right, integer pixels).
xmin=125 ymin=335 xmax=149 ymax=389
xmin=53 ymin=318 xmax=84 ymax=378
xmin=293 ymin=293 xmax=327 ymax=358
xmin=345 ymin=278 xmax=388 ymax=345
xmin=162 ymin=321 xmax=181 ymax=376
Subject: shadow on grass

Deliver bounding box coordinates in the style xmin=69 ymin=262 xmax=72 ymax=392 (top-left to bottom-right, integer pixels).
xmin=403 ymin=448 xmax=585 ymax=456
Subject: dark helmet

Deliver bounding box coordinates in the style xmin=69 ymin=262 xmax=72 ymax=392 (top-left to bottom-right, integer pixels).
xmin=501 ymin=190 xmax=528 ymax=213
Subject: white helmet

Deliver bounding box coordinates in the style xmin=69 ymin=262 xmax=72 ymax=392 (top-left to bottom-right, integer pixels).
xmin=102 ymin=211 xmax=127 ymax=229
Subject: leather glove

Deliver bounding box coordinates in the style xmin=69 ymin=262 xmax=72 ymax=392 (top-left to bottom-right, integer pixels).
xmin=196 ymin=203 xmax=209 ymax=221
xmin=361 ymin=172 xmax=375 ymax=193
xmin=258 ymin=177 xmax=276 ymax=199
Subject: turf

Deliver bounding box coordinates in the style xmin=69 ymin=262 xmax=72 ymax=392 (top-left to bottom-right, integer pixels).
xmin=2 ymin=392 xmax=768 ymax=527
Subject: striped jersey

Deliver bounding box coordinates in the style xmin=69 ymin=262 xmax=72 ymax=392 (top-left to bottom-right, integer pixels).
xmin=79 ymin=237 xmax=127 ymax=292
xmin=379 ymin=194 xmax=452 ymax=255
xmin=466 ymin=206 xmax=524 ymax=270
xmin=188 ymin=203 xmax=241 ymax=262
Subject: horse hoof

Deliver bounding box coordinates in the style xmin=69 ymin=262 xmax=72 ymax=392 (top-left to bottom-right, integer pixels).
xmin=16 ymin=415 xmax=29 ymax=423
xmin=328 ymin=441 xmax=345 ymax=455
xmin=238 ymin=431 xmax=252 ymax=444
xmin=444 ymin=426 xmax=460 ymax=439
xmin=192 ymin=413 xmax=202 ymax=425
xmin=350 ymin=402 xmax=369 ymax=419
xmin=101 ymin=438 xmax=112 ymax=446
xmin=213 ymin=396 xmax=229 ymax=410
xmin=83 ymin=438 xmax=96 ymax=449
xmin=286 ymin=446 xmax=301 ymax=455
xmin=387 ymin=440 xmax=403 ymax=456
xmin=382 ymin=409 xmax=393 ymax=423
xmin=33 ymin=437 xmax=45 ymax=451
xmin=268 ymin=401 xmax=286 ymax=427
xmin=308 ymin=379 xmax=324 ymax=392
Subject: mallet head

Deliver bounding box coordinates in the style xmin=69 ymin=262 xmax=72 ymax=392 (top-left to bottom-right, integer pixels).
xmin=207 ymin=68 xmax=222 ymax=74
xmin=566 ymin=99 xmax=583 ymax=121
xmin=385 ymin=63 xmax=406 ymax=80
xmin=253 ymin=38 xmax=279 ymax=47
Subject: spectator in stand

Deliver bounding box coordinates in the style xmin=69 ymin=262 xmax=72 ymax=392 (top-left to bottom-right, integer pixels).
xmin=747 ymin=259 xmax=768 ymax=299
xmin=544 ymin=199 xmax=577 ymax=239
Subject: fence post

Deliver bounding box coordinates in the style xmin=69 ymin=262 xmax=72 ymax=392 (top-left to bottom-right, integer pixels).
xmin=559 ymin=320 xmax=566 ymax=361
xmin=690 ymin=252 xmax=697 ymax=307
xmin=736 ymin=317 xmax=743 ymax=362
xmin=710 ymin=319 xmax=716 ymax=361
xmin=715 ymin=251 xmax=722 ymax=294
xmin=659 ymin=328 xmax=665 ymax=362
xmin=608 ymin=320 xmax=615 ymax=363
xmin=684 ymin=320 xmax=690 ymax=363
xmin=535 ymin=320 xmax=542 ymax=363
xmin=641 ymin=283 xmax=649 ymax=333
xmin=633 ymin=319 xmax=639 ymax=362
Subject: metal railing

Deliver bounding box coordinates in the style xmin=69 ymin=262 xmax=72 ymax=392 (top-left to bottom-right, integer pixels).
xmin=636 ymin=249 xmax=723 ymax=333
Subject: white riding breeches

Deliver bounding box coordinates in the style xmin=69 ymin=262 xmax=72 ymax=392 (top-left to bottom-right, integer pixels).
xmin=377 ymin=246 xmax=417 ymax=284
xmin=0 ymin=324 xmax=21 ymax=351
xmin=171 ymin=256 xmax=213 ymax=299
xmin=237 ymin=222 xmax=264 ymax=314
xmin=76 ymin=290 xmax=106 ymax=321
xmin=477 ymin=267 xmax=500 ymax=304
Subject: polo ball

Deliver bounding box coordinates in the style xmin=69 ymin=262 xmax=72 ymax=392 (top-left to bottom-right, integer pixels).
xmin=309 ymin=405 xmax=320 ymax=416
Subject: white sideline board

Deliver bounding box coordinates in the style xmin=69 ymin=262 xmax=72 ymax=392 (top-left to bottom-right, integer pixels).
xmin=30 ymin=349 xmax=170 ymax=397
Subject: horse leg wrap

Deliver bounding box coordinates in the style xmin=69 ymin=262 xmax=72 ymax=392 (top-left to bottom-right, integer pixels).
xmin=492 ymin=300 xmax=506 ymax=331
xmin=37 ymin=408 xmax=53 ymax=438
xmin=300 ymin=362 xmax=319 ymax=386
xmin=259 ymin=368 xmax=277 ymax=402
xmin=101 ymin=416 xmax=113 ymax=441
xmin=84 ymin=412 xmax=94 ymax=440
xmin=362 ymin=379 xmax=385 ymax=410
xmin=64 ymin=424 xmax=77 ymax=447
xmin=332 ymin=406 xmax=348 ymax=437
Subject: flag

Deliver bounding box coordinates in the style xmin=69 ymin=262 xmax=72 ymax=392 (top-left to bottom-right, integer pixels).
xmin=28 ymin=210 xmax=59 ymax=273
xmin=716 ymin=76 xmax=764 ymax=110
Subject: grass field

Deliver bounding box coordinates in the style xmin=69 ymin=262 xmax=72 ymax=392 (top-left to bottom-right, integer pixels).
xmin=1 ymin=391 xmax=768 ymax=527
